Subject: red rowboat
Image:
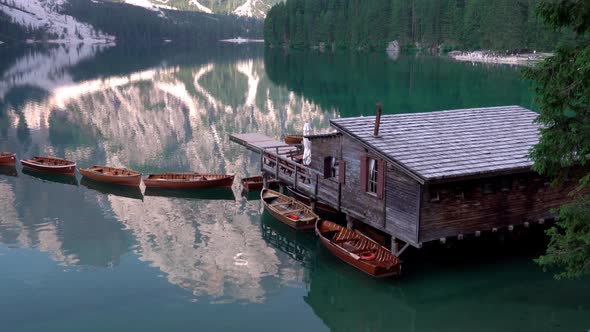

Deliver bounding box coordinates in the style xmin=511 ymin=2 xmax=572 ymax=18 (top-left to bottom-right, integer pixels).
xmin=79 ymin=165 xmax=141 ymax=187
xmin=0 ymin=152 xmax=16 ymax=166
xmin=143 ymin=173 xmax=234 ymax=189
xmin=241 ymin=175 xmax=279 ymax=192
xmin=20 ymin=156 xmax=76 ymax=175
xmin=315 ymin=219 xmax=401 ymax=278
xmin=261 ymin=189 xmax=318 ymax=231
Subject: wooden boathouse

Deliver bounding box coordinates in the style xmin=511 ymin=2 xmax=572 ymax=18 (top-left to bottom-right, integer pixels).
xmin=231 ymin=105 xmax=585 ymax=255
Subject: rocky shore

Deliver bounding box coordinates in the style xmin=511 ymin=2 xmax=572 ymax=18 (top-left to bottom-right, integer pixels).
xmin=449 ymin=50 xmax=552 ymax=65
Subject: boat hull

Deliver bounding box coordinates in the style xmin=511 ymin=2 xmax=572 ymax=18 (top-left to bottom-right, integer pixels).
xmin=265 ymin=202 xmax=316 ymax=231
xmin=241 ymin=176 xmax=279 ymax=192
xmin=79 ymin=168 xmax=141 ymax=187
xmin=261 ymin=189 xmax=317 ymax=231
xmin=144 ymin=174 xmax=234 ymax=189
xmin=0 ymin=153 xmax=16 ymax=166
xmin=20 ymin=159 xmax=76 ymax=175
xmin=318 ymin=235 xmax=400 ymax=278
xmin=316 ymin=220 xmax=401 ymax=278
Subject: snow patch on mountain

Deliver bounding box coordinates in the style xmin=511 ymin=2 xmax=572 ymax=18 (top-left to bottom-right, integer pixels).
xmin=0 ymin=0 xmax=114 ymax=44
xmin=233 ymin=0 xmax=271 ymax=18
xmin=124 ymin=0 xmax=158 ymax=10
xmin=189 ymin=0 xmax=212 ymax=14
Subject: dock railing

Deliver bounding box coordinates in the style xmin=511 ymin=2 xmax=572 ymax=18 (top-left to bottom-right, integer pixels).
xmin=261 ymin=145 xmax=324 ymax=200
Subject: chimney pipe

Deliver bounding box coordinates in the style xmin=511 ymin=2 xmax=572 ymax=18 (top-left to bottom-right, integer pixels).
xmin=374 ymin=102 xmax=383 ymax=137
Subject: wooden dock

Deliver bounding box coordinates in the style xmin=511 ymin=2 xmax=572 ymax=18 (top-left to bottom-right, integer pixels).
xmin=230 ymin=132 xmax=325 ymax=204
xmin=229 ymin=133 xmax=294 ymax=153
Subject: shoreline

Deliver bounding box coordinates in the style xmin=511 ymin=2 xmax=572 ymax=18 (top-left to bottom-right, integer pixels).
xmin=448 ymin=51 xmax=552 ymax=66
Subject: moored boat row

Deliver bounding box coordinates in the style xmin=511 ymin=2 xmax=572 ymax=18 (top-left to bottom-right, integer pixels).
xmin=261 ymin=188 xmax=402 ymax=278
xmin=8 ymin=154 xmax=235 ymax=189
xmin=3 ymin=152 xmax=401 ymax=278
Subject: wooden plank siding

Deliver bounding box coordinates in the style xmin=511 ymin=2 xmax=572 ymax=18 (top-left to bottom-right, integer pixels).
xmin=307 ymin=135 xmax=422 ymax=246
xmin=385 ymin=166 xmax=421 ymax=245
xmin=419 ymin=171 xmax=590 ymax=242
xmin=338 ymin=136 xmax=386 ymax=232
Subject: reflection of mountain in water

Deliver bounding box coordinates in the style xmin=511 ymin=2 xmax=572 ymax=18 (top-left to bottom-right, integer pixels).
xmin=0 ymin=177 xmax=132 ymax=267
xmin=0 ymin=45 xmax=331 ymax=303
xmin=1 ymin=49 xmax=336 ymax=172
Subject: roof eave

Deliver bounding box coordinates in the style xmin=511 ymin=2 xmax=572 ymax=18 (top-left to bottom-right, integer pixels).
xmin=425 ymin=165 xmax=535 ymax=185
xmin=330 ymin=120 xmax=427 ymax=185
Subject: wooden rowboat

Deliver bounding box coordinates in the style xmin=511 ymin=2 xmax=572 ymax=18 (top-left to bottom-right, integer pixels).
xmin=315 ymin=219 xmax=401 ymax=278
xmin=79 ymin=165 xmax=141 ymax=187
xmin=261 ymin=189 xmax=318 ymax=231
xmin=284 ymin=134 xmax=303 ymax=145
xmin=20 ymin=156 xmax=76 ymax=175
xmin=0 ymin=152 xmax=17 ymax=166
xmin=286 ymin=186 xmax=339 ymax=218
xmin=144 ymin=173 xmax=234 ymax=189
xmin=241 ymin=176 xmax=279 ymax=192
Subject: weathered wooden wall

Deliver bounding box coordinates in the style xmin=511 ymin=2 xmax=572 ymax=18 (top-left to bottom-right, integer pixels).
xmin=385 ymin=166 xmax=421 ymax=246
xmin=308 ymin=136 xmax=341 ymax=172
xmin=307 ymin=136 xmax=342 ymax=207
xmin=419 ymin=171 xmax=588 ymax=242
xmin=308 ymin=135 xmax=422 ymax=246
xmin=339 ymin=136 xmax=386 ymax=231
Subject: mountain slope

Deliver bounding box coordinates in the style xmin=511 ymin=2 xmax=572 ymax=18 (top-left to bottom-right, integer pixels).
xmin=0 ymin=0 xmax=264 ymax=45
xmin=0 ymin=0 xmax=114 ymax=44
xmin=65 ymin=0 xmax=263 ymax=45
xmin=116 ymin=0 xmax=280 ymax=18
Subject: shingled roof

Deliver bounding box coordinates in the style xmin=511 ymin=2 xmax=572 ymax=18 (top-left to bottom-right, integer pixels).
xmin=330 ymin=105 xmax=540 ymax=183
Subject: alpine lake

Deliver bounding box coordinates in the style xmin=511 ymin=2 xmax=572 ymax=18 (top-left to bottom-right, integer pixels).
xmin=0 ymin=43 xmax=588 ymax=332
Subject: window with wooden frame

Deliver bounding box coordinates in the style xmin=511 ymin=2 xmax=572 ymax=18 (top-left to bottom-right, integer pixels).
xmin=368 ymin=158 xmax=378 ymax=193
xmin=360 ymin=156 xmax=385 ymax=199
xmin=482 ymin=182 xmax=495 ymax=194
xmin=454 ymin=186 xmax=465 ymax=199
xmin=500 ymin=177 xmax=512 ymax=192
xmin=430 ymin=190 xmax=441 ymax=202
xmin=323 ymin=156 xmax=337 ymax=178
xmin=517 ymin=177 xmax=528 ymax=190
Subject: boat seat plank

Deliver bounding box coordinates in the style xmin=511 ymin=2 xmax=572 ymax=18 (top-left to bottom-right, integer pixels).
xmin=270 ymin=201 xmax=290 ymax=207
xmin=280 ymin=209 xmax=303 ymax=215
xmin=334 ymin=237 xmax=359 ymax=244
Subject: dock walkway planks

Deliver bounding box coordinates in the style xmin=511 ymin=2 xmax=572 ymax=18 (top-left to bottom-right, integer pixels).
xmin=230 ymin=133 xmax=295 ymax=153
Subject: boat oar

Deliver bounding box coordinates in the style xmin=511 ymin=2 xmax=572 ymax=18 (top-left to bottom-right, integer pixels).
xmin=331 ymin=241 xmax=361 ymax=260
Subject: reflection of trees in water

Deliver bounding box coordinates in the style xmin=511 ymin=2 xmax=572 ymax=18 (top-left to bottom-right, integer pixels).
xmin=305 ymin=248 xmax=590 ymax=332
xmin=264 ymin=49 xmax=535 ymax=118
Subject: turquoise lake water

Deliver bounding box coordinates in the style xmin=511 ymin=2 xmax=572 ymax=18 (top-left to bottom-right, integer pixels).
xmin=0 ymin=44 xmax=588 ymax=331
